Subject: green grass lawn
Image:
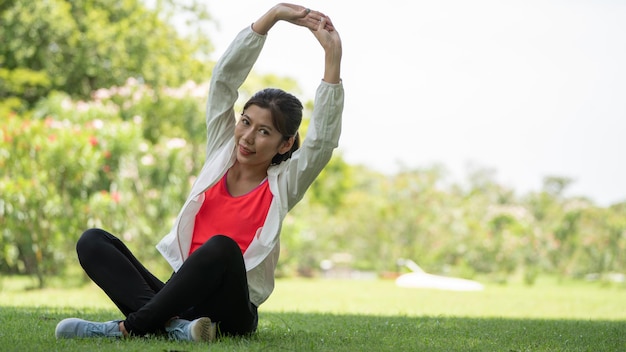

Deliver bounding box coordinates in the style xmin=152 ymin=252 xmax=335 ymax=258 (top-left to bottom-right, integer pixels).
xmin=1 ymin=276 xmax=624 ymax=351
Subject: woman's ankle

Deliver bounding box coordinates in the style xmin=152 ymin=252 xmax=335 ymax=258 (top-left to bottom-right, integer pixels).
xmin=119 ymin=321 xmax=130 ymax=337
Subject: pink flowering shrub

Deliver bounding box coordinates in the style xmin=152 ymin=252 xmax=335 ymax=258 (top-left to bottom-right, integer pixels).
xmin=0 ymin=79 xmax=207 ymax=285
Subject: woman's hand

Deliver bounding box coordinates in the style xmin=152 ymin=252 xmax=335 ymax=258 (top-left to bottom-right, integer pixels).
xmin=312 ymin=17 xmax=342 ymax=84
xmin=252 ymin=3 xmax=332 ymax=34
xmin=276 ymin=3 xmax=333 ymax=31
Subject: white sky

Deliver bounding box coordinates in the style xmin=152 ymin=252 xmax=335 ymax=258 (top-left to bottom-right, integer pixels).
xmin=204 ymin=0 xmax=626 ymax=206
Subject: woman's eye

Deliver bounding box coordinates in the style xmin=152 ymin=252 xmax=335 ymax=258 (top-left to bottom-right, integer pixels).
xmin=259 ymin=129 xmax=269 ymax=136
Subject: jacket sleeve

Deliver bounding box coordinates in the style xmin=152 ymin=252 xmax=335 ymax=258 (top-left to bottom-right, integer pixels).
xmin=280 ymin=80 xmax=344 ymax=210
xmin=203 ymin=26 xmax=267 ymax=158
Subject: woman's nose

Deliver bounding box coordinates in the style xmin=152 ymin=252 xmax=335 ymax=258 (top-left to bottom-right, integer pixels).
xmin=242 ymin=129 xmax=254 ymax=144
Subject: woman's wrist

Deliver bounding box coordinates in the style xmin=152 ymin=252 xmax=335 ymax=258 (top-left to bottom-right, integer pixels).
xmin=323 ymin=46 xmax=342 ymax=84
xmin=252 ymin=7 xmax=279 ymax=35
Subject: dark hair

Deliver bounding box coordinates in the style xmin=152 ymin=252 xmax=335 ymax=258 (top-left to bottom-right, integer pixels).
xmin=243 ymin=88 xmax=303 ymax=164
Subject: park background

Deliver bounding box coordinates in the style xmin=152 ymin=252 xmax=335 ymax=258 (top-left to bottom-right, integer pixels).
xmin=1 ymin=0 xmax=625 ymax=293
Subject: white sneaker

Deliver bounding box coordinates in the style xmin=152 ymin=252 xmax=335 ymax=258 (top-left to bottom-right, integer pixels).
xmin=55 ymin=318 xmax=123 ymax=339
xmin=165 ymin=317 xmax=216 ymax=342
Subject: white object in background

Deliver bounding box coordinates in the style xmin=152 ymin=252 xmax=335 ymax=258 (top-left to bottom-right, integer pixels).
xmin=395 ymin=259 xmax=484 ymax=291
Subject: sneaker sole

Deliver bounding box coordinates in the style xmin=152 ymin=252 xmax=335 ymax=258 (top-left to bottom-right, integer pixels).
xmin=190 ymin=317 xmax=216 ymax=342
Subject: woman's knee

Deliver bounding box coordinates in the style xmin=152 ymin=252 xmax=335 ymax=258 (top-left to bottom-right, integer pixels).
xmin=76 ymin=228 xmax=109 ymax=256
xmin=192 ymin=235 xmax=241 ymax=263
xmin=206 ymin=235 xmax=240 ymax=253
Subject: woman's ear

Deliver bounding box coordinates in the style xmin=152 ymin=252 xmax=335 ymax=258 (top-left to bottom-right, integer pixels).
xmin=278 ymin=136 xmax=295 ymax=154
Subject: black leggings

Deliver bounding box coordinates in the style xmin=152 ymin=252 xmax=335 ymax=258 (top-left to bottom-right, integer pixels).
xmin=76 ymin=228 xmax=258 ymax=337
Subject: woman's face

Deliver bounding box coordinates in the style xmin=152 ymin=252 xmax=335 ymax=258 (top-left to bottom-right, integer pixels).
xmin=235 ymin=105 xmax=293 ymax=168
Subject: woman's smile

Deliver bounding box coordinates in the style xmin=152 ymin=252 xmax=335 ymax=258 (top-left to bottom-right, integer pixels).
xmin=238 ymin=144 xmax=254 ymax=156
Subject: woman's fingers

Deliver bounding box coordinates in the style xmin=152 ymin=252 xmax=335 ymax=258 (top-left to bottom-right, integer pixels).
xmin=297 ymin=8 xmax=334 ymax=30
xmin=279 ymin=4 xmax=335 ymax=32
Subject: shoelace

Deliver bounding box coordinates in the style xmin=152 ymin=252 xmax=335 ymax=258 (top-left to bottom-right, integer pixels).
xmin=166 ymin=320 xmax=191 ymax=341
xmin=84 ymin=321 xmax=121 ymax=337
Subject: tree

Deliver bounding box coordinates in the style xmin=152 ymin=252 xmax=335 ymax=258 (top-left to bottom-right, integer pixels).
xmin=0 ymin=0 xmax=212 ymax=105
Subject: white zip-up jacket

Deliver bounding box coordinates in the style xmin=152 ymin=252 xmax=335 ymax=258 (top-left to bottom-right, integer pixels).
xmin=156 ymin=25 xmax=344 ymax=306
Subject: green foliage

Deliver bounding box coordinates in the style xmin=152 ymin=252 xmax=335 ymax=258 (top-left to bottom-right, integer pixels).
xmin=0 ymin=97 xmax=141 ymax=286
xmin=285 ymin=163 xmax=626 ymax=284
xmin=0 ymin=68 xmax=51 ymax=105
xmin=0 ymin=84 xmax=169 ymax=284
xmin=0 ymin=0 xmax=212 ymax=104
xmin=307 ymin=153 xmax=353 ymax=212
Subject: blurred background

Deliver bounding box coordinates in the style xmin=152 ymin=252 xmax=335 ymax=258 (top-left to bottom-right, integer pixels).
xmin=1 ymin=0 xmax=624 ymax=290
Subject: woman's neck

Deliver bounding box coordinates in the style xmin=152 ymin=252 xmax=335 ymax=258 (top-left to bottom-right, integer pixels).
xmin=228 ymin=161 xmax=267 ymax=182
xmin=226 ymin=162 xmax=268 ymax=196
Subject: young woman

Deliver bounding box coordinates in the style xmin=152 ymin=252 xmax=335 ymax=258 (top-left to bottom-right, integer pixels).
xmin=55 ymin=3 xmax=343 ymax=342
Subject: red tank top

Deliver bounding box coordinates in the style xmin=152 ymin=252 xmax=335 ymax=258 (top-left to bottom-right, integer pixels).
xmin=189 ymin=173 xmax=273 ymax=255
